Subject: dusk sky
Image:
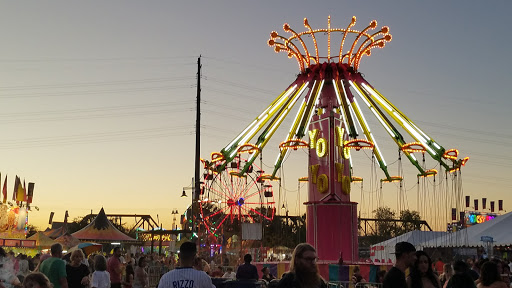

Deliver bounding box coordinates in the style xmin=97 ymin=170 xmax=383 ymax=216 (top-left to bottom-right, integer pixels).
xmin=0 ymin=1 xmax=510 ymax=232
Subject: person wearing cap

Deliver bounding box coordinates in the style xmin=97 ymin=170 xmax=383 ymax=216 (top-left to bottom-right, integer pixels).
xmin=383 ymin=241 xmax=417 ymax=288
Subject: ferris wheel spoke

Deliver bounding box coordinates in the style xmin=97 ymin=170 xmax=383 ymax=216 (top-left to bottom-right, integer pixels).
xmin=213 ymin=174 xmax=232 ymax=199
xmin=242 ymin=189 xmax=263 ymax=201
xmin=203 ymin=204 xmax=230 ymax=220
xmin=242 ymin=185 xmax=262 ymax=200
xmin=245 ymin=206 xmax=273 ymax=220
xmin=241 ymin=207 xmax=256 ymax=222
xmin=208 ymin=185 xmax=232 ymax=202
xmin=210 ymin=176 xmax=234 ymax=199
xmin=213 ymin=213 xmax=231 ymax=233
xmin=236 ymin=178 xmax=258 ymax=199
xmin=243 ymin=202 xmax=273 ymax=205
xmin=233 ymin=176 xmax=247 ymax=199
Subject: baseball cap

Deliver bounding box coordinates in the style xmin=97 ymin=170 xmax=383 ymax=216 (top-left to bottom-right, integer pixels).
xmin=391 ymin=241 xmax=416 ymax=254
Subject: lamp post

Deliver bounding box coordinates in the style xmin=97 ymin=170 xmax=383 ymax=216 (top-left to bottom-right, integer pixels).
xmin=182 ymin=178 xmax=196 ymax=236
xmin=171 ymin=209 xmax=179 ymax=230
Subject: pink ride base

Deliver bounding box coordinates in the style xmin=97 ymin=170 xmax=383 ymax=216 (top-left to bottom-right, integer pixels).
xmin=306 ymin=201 xmax=358 ymax=262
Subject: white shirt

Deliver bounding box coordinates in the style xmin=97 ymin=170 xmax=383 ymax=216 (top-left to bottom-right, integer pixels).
xmin=158 ymin=267 xmax=214 ymax=288
xmin=92 ymin=270 xmax=111 ymax=288
xmin=222 ymin=272 xmax=236 ymax=279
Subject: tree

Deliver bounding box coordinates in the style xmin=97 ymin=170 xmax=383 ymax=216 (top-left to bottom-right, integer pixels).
xmin=398 ymin=209 xmax=421 ymax=234
xmin=361 ymin=207 xmax=423 ymax=248
xmin=26 ymin=224 xmax=38 ymax=237
xmin=262 ymin=212 xmax=305 ymax=249
xmin=67 ymin=217 xmax=88 ymax=234
xmin=373 ymin=206 xmax=399 ymax=239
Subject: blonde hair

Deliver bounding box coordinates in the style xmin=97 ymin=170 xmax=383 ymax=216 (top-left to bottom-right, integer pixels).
xmin=71 ymin=250 xmax=85 ymax=261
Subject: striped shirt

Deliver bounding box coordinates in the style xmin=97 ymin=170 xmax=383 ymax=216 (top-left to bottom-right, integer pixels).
xmin=158 ymin=267 xmax=214 ymax=288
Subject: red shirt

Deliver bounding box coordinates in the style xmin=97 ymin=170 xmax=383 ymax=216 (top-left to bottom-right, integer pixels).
xmin=434 ymin=260 xmax=444 ymax=273
xmin=107 ymin=256 xmax=122 ymax=283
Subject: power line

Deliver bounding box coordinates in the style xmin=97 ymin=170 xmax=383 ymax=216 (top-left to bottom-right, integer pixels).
xmin=0 ymin=55 xmax=197 ymax=63
xmin=0 ymin=84 xmax=195 ymax=99
xmin=0 ymin=126 xmax=194 ymax=149
xmin=0 ymin=76 xmax=195 ymax=91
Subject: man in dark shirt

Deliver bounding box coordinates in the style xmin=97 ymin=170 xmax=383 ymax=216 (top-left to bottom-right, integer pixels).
xmin=236 ymin=254 xmax=259 ymax=280
xmin=383 ymin=241 xmax=417 ymax=288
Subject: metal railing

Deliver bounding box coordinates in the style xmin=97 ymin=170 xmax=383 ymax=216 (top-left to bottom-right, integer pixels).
xmin=147 ymin=265 xmax=170 ymax=287
xmin=328 ymin=282 xmax=383 ymax=288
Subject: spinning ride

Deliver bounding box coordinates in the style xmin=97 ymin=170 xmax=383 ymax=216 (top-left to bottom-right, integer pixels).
xmin=201 ymin=16 xmax=468 ymax=262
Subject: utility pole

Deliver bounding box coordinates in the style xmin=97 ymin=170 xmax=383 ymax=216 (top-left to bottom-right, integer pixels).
xmin=193 ymin=56 xmax=201 ymax=237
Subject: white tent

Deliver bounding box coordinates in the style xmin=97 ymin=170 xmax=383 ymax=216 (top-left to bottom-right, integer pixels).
xmin=370 ymin=230 xmax=447 ymax=263
xmin=420 ymin=211 xmax=512 ymax=248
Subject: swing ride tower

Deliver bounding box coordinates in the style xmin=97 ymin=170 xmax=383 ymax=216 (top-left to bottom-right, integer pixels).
xmin=201 ymin=16 xmax=468 ymax=263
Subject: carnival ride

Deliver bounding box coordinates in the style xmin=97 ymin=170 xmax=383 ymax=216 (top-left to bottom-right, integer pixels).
xmin=198 ymin=16 xmax=468 ymax=261
xmin=199 ymin=155 xmax=276 ymax=237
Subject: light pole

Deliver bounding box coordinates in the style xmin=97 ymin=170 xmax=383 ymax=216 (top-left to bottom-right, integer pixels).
xmin=171 ymin=209 xmax=179 ymax=230
xmin=182 ymin=178 xmax=196 ymax=236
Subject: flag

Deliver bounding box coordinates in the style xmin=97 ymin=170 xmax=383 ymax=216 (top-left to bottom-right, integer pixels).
xmin=1 ymin=173 xmax=5 ymax=204
xmin=465 ymin=196 xmax=470 ymax=208
xmin=23 ymin=179 xmax=27 ymax=202
xmin=64 ymin=210 xmax=69 ymax=223
xmin=482 ymin=198 xmax=487 ymax=210
xmin=451 ymin=208 xmax=456 ymax=221
xmin=27 ymin=183 xmax=34 ymax=204
xmin=13 ymin=175 xmax=18 ymax=201
xmin=49 ymin=212 xmax=55 ymax=224
xmin=16 ymin=176 xmax=25 ymax=203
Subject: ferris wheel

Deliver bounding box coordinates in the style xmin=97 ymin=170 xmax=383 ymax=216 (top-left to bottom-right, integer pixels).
xmin=199 ymin=154 xmax=276 ymax=236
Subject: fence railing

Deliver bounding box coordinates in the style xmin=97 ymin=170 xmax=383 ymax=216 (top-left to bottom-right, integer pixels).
xmin=146 ymin=266 xmax=383 ymax=288
xmin=147 ymin=265 xmax=170 ymax=287
xmin=328 ymin=282 xmax=383 ymax=288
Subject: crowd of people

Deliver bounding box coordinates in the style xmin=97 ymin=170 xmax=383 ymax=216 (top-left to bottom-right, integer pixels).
xmin=0 ymin=244 xmax=155 ymax=288
xmin=2 ymin=241 xmax=512 ymax=288
xmin=382 ymin=241 xmax=512 ymax=288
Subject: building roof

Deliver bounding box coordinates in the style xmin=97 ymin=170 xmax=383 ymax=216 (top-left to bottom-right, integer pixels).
xmin=43 ymin=225 xmax=67 ymax=239
xmin=55 ymin=233 xmax=81 ymax=249
xmin=71 ymin=208 xmax=136 ymax=242
xmin=27 ymin=231 xmax=58 ymax=249
xmin=420 ymin=211 xmax=512 ymax=247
